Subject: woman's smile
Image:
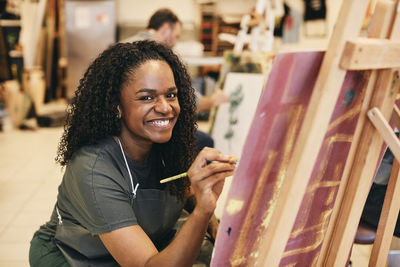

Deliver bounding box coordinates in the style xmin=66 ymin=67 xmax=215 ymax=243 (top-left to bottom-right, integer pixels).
xmin=146 ymin=118 xmax=175 ymax=128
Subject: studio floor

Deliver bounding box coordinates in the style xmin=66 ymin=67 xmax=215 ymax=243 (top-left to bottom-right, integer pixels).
xmin=0 ymin=126 xmax=394 ymax=266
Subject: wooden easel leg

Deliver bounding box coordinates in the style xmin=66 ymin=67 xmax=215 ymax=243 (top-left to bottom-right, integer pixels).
xmin=370 ymin=159 xmax=400 ymax=266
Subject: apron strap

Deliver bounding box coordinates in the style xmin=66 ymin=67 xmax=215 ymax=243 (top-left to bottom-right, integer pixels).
xmin=117 ymin=137 xmax=140 ymax=198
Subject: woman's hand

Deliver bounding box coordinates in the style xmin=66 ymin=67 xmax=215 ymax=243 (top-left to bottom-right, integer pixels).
xmin=187 ymin=147 xmax=236 ymax=216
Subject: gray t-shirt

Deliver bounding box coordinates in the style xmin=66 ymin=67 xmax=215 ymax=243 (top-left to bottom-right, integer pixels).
xmin=38 ymin=136 xmax=183 ymax=249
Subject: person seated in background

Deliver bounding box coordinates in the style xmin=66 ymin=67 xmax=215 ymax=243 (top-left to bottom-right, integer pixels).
xmin=29 ymin=40 xmax=235 ymax=266
xmin=121 ymin=8 xmax=229 ymax=153
xmin=121 ymin=8 xmax=182 ymax=50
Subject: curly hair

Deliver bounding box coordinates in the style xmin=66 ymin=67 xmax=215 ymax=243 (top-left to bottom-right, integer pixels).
xmin=56 ymin=40 xmax=197 ymax=200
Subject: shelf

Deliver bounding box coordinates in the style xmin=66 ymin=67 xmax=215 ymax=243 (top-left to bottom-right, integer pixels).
xmin=199 ymin=2 xmax=240 ymax=55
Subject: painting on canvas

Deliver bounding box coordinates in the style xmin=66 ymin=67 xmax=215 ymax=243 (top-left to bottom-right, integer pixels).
xmin=211 ymin=51 xmax=368 ymax=266
xmin=211 ymin=72 xmax=266 ymax=158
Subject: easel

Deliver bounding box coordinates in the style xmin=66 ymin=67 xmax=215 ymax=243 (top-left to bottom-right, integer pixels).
xmin=257 ymin=0 xmax=400 ymax=265
xmin=211 ymin=0 xmax=400 ymax=266
xmin=317 ymin=0 xmax=400 ymax=266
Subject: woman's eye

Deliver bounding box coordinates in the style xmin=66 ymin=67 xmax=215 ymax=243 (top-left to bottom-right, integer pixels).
xmin=140 ymin=96 xmax=153 ymax=101
xmin=167 ymin=93 xmax=177 ymax=98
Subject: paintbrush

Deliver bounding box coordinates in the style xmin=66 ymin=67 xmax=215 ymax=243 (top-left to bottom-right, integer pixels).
xmin=159 ymin=156 xmax=239 ymax=184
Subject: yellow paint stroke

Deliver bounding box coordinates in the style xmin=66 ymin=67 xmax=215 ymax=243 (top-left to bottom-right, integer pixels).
xmin=290 ymin=223 xmax=324 ymax=239
xmin=297 ymin=135 xmax=351 ymax=238
xmin=325 ymin=186 xmax=337 ymax=207
xmin=229 ymin=150 xmax=278 ymax=266
xmin=262 ymin=105 xmax=303 ymax=229
xmin=288 ymin=134 xmax=350 ymax=241
xmin=397 ymin=93 xmax=400 ymax=100
xmin=325 ymin=164 xmax=343 ymax=206
xmin=231 ymin=257 xmax=246 ymax=266
xmin=284 ymin=164 xmax=342 ymax=264
xmin=289 ymin=206 xmax=335 ymax=239
xmin=295 ymin=154 xmax=341 ymax=237
xmin=333 ymin=163 xmax=342 ymax=182
xmin=279 ymin=133 xmax=352 ymax=262
xmin=283 ymin=246 xmax=320 ymax=267
xmin=306 ymin=181 xmax=341 ymax=194
xmin=244 ymin=106 xmax=304 ymax=265
xmin=250 ymin=251 xmax=259 ymax=259
xmin=226 ymin=199 xmax=244 ymax=215
xmin=283 ymin=209 xmax=333 ymax=258
xmin=290 ymin=178 xmax=340 ymax=241
xmin=289 ymin=184 xmax=339 ymax=240
xmin=307 ymin=134 xmax=352 ymax=193
xmin=327 ymin=102 xmax=361 ymax=132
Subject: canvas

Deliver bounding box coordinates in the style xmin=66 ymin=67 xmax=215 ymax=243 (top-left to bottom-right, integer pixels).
xmin=211 ymin=51 xmax=368 ymax=266
xmin=212 ymin=72 xmax=266 ymax=158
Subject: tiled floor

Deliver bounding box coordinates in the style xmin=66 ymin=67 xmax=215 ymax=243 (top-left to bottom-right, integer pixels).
xmin=0 ymin=126 xmax=397 ymax=266
xmin=0 ymin=127 xmax=64 ymax=266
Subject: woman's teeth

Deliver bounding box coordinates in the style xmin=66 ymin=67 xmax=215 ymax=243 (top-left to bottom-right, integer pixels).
xmin=150 ymin=120 xmax=170 ymax=126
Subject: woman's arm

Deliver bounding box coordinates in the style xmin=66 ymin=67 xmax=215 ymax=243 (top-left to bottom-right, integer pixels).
xmin=99 ymin=147 xmax=235 ymax=267
xmin=99 ymin=212 xmax=209 ymax=267
xmin=196 ymin=89 xmax=229 ymax=112
xmin=184 ymin=194 xmax=219 ymax=243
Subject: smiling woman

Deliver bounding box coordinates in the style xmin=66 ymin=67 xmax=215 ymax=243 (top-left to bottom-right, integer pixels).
xmin=119 ymin=60 xmax=181 ymax=149
xmin=28 ymin=40 xmax=236 ymax=267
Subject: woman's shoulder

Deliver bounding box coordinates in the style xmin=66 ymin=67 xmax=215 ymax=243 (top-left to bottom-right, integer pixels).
xmin=69 ymin=136 xmax=120 ymax=172
xmin=62 ymin=136 xmax=127 ymax=192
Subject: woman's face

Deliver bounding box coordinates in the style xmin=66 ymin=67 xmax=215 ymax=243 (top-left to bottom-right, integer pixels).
xmin=119 ymin=60 xmax=180 ymax=145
